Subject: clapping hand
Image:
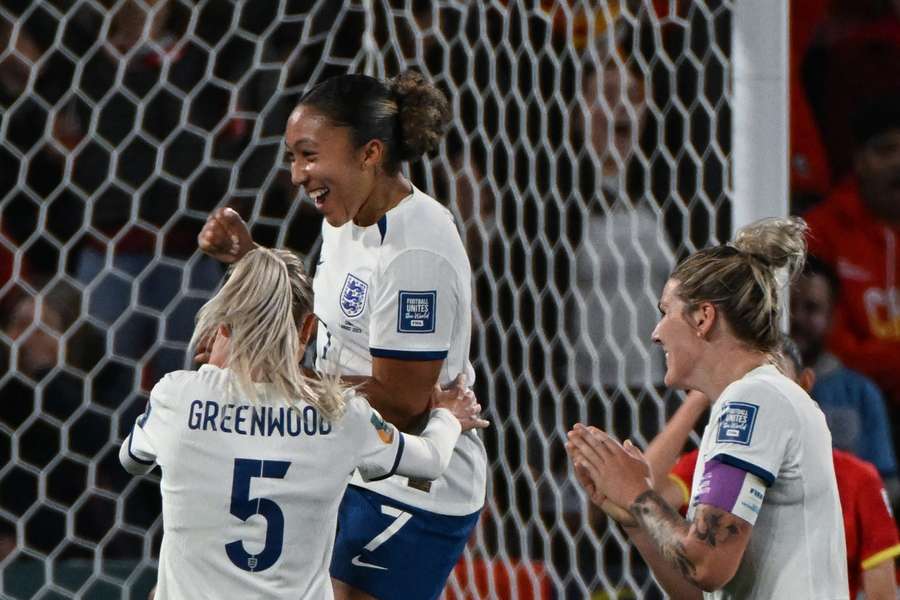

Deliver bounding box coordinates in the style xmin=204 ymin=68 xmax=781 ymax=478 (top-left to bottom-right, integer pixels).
xmin=566 ymin=424 xmax=653 ymax=526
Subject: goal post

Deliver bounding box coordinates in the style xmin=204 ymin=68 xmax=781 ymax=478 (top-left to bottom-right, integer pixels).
xmin=0 ymin=1 xmax=788 ymax=598
xmin=732 ymin=0 xmax=790 ymax=228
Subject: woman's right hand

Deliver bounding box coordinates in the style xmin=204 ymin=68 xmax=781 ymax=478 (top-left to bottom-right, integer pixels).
xmin=431 ymin=374 xmax=489 ymax=432
xmin=198 ymin=207 xmax=255 ymax=263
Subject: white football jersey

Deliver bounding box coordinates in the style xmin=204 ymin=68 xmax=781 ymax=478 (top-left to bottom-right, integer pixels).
xmin=119 ymin=365 xmax=459 ymax=600
xmin=688 ymin=365 xmax=848 ymax=600
xmin=313 ymin=185 xmax=486 ymax=515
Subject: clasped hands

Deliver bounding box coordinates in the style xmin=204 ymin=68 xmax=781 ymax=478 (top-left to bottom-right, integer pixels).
xmin=566 ymin=423 xmax=654 ymax=528
xmin=431 ymin=374 xmax=490 ymax=432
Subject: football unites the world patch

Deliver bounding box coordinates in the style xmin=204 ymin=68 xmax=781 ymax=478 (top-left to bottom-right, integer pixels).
xmin=340 ymin=273 xmax=369 ymax=318
xmin=369 ymin=413 xmax=394 ymax=444
xmin=397 ymin=290 xmax=436 ymax=333
xmin=716 ymin=402 xmax=759 ymax=446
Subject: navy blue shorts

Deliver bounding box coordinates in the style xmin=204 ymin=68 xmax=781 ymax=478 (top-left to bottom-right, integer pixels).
xmin=330 ymin=485 xmax=481 ymax=600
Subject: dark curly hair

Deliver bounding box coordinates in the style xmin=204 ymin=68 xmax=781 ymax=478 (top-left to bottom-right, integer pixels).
xmin=297 ymin=71 xmax=451 ymax=174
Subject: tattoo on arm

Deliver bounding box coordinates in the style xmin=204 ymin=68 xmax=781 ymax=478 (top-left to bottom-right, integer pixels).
xmin=693 ymin=509 xmax=743 ymax=548
xmin=629 ymin=491 xmax=751 ymax=587
xmin=629 ymin=490 xmax=699 ymax=584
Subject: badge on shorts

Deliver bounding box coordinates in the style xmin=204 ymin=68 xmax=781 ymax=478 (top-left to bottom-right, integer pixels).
xmin=370 ymin=413 xmax=394 ymax=444
xmin=716 ymin=402 xmax=759 ymax=445
xmin=397 ymin=290 xmax=436 ymax=333
xmin=340 ymin=273 xmax=368 ymax=318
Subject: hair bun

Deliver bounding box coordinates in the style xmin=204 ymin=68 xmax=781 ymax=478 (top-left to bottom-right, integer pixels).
xmin=390 ymin=70 xmax=451 ymax=161
xmin=732 ymin=216 xmax=808 ymax=282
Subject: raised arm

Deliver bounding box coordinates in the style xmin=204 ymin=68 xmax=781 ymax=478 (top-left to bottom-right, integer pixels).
xmin=197 ymin=207 xmax=256 ymax=264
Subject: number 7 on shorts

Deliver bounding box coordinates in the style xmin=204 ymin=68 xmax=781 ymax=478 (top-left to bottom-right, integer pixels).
xmin=350 ymin=505 xmax=412 ymax=570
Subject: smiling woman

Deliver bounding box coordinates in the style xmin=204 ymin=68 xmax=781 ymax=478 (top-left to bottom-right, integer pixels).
xmin=567 ymin=217 xmax=851 ymax=600
xmin=198 ymin=71 xmax=487 ymax=600
xmin=284 ymin=72 xmax=450 ymax=228
xmin=118 ymin=248 xmax=485 ymax=600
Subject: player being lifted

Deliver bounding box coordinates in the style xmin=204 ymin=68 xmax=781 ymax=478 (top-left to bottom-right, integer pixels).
xmin=119 ymin=248 xmax=487 ymax=599
xmin=567 ymin=217 xmax=850 ymax=599
xmin=199 ymin=71 xmax=487 ymax=600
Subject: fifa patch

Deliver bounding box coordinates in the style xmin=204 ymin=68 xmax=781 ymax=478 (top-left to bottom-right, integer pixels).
xmin=370 ymin=413 xmax=394 ymax=444
xmin=340 ymin=273 xmax=368 ymax=318
xmin=716 ymin=402 xmax=759 ymax=446
xmin=397 ymin=290 xmax=436 ymax=333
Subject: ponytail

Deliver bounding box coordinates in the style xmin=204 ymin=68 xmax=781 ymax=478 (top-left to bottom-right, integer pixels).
xmin=191 ymin=248 xmax=347 ymax=420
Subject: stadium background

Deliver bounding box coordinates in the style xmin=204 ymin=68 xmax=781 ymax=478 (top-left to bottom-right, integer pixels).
xmin=0 ymin=1 xmax=896 ymax=598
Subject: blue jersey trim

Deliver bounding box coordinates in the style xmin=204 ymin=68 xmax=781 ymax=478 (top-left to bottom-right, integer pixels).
xmin=377 ymin=215 xmax=387 ymax=244
xmin=712 ymin=453 xmax=775 ymax=486
xmin=127 ymin=427 xmax=156 ymax=467
xmin=367 ymin=433 xmax=405 ymax=482
xmin=369 ymin=347 xmax=448 ymax=361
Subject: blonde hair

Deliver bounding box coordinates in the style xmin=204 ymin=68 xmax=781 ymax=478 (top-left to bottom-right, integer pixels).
xmin=190 ymin=247 xmax=346 ymax=421
xmin=670 ymin=217 xmax=808 ymax=353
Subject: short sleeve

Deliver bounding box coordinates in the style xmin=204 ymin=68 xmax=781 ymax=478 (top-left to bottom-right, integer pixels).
xmin=368 ymin=250 xmax=461 ymax=361
xmin=706 ymin=385 xmax=793 ymax=486
xmin=349 ymin=397 xmax=404 ymax=481
xmin=857 ymin=466 xmax=900 ymax=570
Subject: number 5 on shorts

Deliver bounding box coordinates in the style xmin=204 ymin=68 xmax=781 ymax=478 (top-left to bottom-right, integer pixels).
xmin=351 ymin=505 xmax=412 ymax=570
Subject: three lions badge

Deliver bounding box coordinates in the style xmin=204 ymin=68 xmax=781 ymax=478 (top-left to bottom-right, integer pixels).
xmin=340 ymin=273 xmax=368 ymax=318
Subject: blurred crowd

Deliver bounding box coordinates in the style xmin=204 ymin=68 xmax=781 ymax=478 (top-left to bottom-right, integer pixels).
xmin=1 ymin=0 xmax=899 ymax=598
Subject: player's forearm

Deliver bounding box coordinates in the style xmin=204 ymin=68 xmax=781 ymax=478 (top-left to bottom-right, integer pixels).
xmin=395 ymin=408 xmax=462 ymax=479
xmin=628 ymin=491 xmax=736 ymax=592
xmin=623 ymin=523 xmax=703 ymax=600
xmin=628 ymin=490 xmax=704 ymax=587
xmin=343 ymin=375 xmax=431 ymax=432
xmin=645 ymin=393 xmax=707 ymax=484
xmin=862 ymin=560 xmax=897 ymax=600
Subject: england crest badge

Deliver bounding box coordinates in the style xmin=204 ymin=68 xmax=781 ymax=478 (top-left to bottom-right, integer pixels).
xmin=340 ymin=273 xmax=368 ymax=318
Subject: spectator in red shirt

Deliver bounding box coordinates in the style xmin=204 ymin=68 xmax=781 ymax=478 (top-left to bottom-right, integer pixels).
xmin=802 ymin=2 xmax=900 ymax=181
xmin=646 ymin=338 xmax=899 ymax=600
xmin=803 ymin=92 xmax=900 ymax=408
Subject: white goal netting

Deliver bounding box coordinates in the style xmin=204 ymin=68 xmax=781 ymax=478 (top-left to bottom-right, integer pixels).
xmin=0 ymin=1 xmax=733 ymax=598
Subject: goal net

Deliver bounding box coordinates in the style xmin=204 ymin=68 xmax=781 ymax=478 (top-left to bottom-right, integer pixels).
xmin=0 ymin=1 xmax=733 ymax=598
